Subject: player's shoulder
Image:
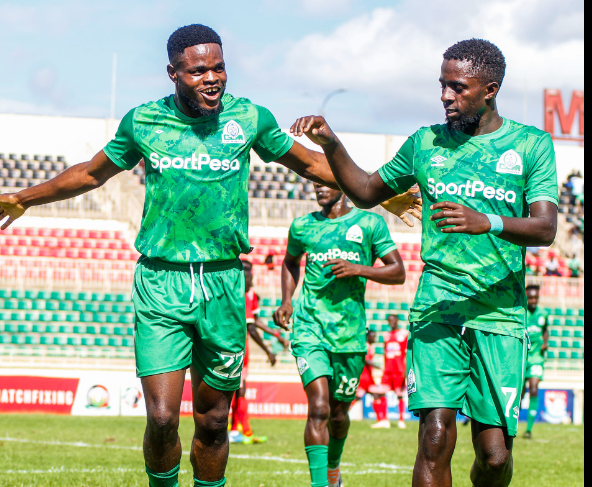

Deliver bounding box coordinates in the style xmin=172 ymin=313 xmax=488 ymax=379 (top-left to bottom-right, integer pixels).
xmin=222 ymin=93 xmax=269 ymax=115
xmin=130 ymin=96 xmax=175 ymax=117
xmin=290 ymin=212 xmax=322 ymax=232
xmin=354 ymin=209 xmax=388 ymax=231
xmin=396 ymin=328 xmax=409 ymax=340
xmin=408 ymin=124 xmax=452 ymax=147
xmin=505 ymin=119 xmax=553 ymax=145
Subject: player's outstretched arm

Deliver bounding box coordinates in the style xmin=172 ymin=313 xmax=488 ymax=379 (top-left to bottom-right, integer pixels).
xmin=277 ymin=141 xmax=341 ymax=191
xmin=430 ymin=201 xmax=558 ymax=247
xmin=247 ymin=322 xmax=277 ymax=366
xmin=273 ymin=251 xmax=302 ymax=331
xmin=253 ymin=319 xmax=290 ymax=350
xmin=0 ymin=150 xmax=123 ymax=230
xmin=290 ymin=116 xmax=396 ymax=209
xmin=323 ymin=250 xmax=406 ymax=286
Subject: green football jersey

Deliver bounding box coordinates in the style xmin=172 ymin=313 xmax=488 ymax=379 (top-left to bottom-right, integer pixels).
xmin=378 ymin=119 xmax=558 ymax=338
xmin=526 ymin=309 xmax=549 ymax=366
xmin=104 ymin=93 xmax=294 ymax=263
xmin=288 ymin=208 xmax=397 ymax=353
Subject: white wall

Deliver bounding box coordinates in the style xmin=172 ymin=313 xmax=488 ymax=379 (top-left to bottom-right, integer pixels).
xmin=0 ymin=113 xmax=583 ymax=183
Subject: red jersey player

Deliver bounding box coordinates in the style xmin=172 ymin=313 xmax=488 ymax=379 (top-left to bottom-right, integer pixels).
xmin=230 ymin=260 xmax=289 ymax=444
xmin=372 ymin=314 xmax=409 ymax=429
xmin=355 ymin=330 xmax=379 ymax=401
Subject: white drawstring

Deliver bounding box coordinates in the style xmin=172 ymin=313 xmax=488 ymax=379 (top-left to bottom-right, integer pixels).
xmin=189 ymin=264 xmax=196 ymax=305
xmin=200 ymin=262 xmax=210 ymax=302
xmin=461 ymin=327 xmax=466 ymax=336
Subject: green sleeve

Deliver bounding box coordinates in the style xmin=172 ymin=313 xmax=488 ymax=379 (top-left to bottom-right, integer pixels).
xmin=103 ymin=109 xmax=143 ymax=170
xmin=525 ymin=133 xmax=559 ymax=206
xmin=253 ymin=105 xmax=295 ymax=163
xmin=377 ymin=135 xmax=417 ymax=194
xmin=287 ymin=221 xmax=305 ymax=257
xmin=371 ymin=216 xmax=398 ymax=259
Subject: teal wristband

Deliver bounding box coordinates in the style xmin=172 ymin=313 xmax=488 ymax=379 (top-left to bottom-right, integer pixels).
xmin=486 ymin=214 xmax=504 ymax=236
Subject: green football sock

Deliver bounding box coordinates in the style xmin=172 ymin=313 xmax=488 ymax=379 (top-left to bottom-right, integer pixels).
xmin=146 ymin=464 xmax=180 ymax=487
xmin=305 ymin=445 xmax=329 ymax=487
xmin=327 ymin=435 xmax=347 ymax=469
xmin=526 ymin=395 xmax=539 ymax=433
xmin=193 ymin=478 xmax=226 ymax=486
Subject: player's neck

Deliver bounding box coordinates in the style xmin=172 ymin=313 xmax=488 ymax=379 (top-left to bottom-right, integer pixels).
xmin=464 ymin=106 xmax=503 ymax=137
xmin=174 ymin=92 xmax=205 ymax=119
xmin=321 ymin=200 xmax=352 ymax=220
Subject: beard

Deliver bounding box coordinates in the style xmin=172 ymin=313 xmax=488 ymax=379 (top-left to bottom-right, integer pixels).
xmin=178 ymin=86 xmax=224 ymax=118
xmin=446 ymin=112 xmax=483 ymax=133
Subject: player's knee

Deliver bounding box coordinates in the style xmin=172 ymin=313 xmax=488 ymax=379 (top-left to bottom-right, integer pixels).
xmin=329 ymin=409 xmax=348 ymax=429
xmin=476 ymin=448 xmax=513 ymax=474
xmin=308 ymin=399 xmax=330 ymax=424
xmin=420 ymin=420 xmax=451 ymax=460
xmin=195 ymin=409 xmax=229 ymax=444
xmin=147 ymin=406 xmax=179 ymax=439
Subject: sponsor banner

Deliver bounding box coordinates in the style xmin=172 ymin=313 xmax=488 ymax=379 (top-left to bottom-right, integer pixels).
xmin=179 ymin=381 xmax=308 ymax=419
xmin=120 ymin=378 xmax=146 ymax=417
xmin=362 ymin=392 xmax=415 ymax=421
xmin=0 ymin=376 xmax=79 ymax=414
xmin=71 ymin=373 xmax=121 ymax=416
xmin=520 ymin=389 xmax=575 ymax=424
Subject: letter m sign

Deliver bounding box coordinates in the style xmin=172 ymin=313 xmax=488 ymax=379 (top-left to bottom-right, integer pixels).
xmin=544 ymin=89 xmax=584 ymax=141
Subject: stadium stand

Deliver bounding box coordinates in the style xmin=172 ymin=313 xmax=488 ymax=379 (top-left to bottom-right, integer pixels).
xmin=0 ymin=153 xmax=66 ymax=189
xmin=0 ymin=290 xmax=583 ymax=371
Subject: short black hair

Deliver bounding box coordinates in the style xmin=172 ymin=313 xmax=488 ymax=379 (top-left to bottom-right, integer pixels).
xmin=443 ymin=39 xmax=506 ymax=87
xmin=526 ymin=284 xmax=541 ymax=292
xmin=167 ymin=24 xmax=222 ymax=63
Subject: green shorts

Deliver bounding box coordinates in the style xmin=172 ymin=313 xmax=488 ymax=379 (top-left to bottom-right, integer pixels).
xmin=525 ymin=361 xmax=545 ymax=381
xmin=132 ymin=256 xmax=246 ymax=391
xmin=407 ymin=322 xmax=527 ymax=437
xmin=292 ymin=341 xmax=366 ymax=403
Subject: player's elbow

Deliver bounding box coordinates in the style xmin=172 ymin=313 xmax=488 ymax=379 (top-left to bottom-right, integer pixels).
xmin=389 ymin=267 xmax=406 ymax=285
xmin=539 ymin=219 xmax=558 ymax=247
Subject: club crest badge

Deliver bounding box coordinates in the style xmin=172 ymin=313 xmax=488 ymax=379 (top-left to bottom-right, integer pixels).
xmin=496 ymin=150 xmax=523 ymax=176
xmin=407 ymin=369 xmax=417 ymax=394
xmin=346 ymin=225 xmax=363 ymax=244
xmin=297 ymin=357 xmax=310 ymax=376
xmin=222 ymin=120 xmax=246 ymax=144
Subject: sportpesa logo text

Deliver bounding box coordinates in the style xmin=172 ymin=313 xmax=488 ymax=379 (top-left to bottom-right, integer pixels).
xmin=149 ymin=152 xmax=240 ymax=174
xmin=427 ymin=178 xmax=517 ymax=203
xmin=308 ymin=248 xmax=361 ymax=263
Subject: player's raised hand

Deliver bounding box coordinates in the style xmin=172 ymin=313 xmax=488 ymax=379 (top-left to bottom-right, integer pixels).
xmin=380 ymin=185 xmax=423 ymax=227
xmin=267 ymin=352 xmax=277 ymax=367
xmin=290 ymin=116 xmax=337 ymax=146
xmin=430 ymin=201 xmax=492 ymax=235
xmin=323 ymin=259 xmax=360 ymax=279
xmin=273 ymin=302 xmax=293 ymax=331
xmin=0 ymin=193 xmax=27 ymax=230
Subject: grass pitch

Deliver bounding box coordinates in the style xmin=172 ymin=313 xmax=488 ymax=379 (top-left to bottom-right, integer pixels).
xmin=0 ymin=415 xmax=584 ymax=487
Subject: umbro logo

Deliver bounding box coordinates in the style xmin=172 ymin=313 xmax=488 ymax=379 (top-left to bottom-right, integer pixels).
xmin=431 ymin=155 xmax=447 ymax=167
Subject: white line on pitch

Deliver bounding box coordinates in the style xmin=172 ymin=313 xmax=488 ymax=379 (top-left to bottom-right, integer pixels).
xmin=1 ymin=437 xmax=413 ymax=472
xmin=0 ymin=468 xmax=410 ymax=476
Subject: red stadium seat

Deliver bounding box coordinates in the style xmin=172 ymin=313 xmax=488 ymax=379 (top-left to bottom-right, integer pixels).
xmin=25 ymin=228 xmax=38 ymax=237
xmin=39 ymin=248 xmax=52 ymax=257
xmin=12 ymin=228 xmax=24 ymax=236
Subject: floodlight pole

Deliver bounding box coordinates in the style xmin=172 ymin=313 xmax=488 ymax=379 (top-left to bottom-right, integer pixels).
xmin=320 ymin=89 xmax=347 ymax=118
xmin=110 ymin=52 xmax=118 ymax=120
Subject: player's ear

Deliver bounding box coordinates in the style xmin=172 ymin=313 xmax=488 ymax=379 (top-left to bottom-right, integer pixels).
xmin=167 ymin=64 xmax=177 ymax=84
xmin=485 ymin=81 xmax=500 ymax=101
